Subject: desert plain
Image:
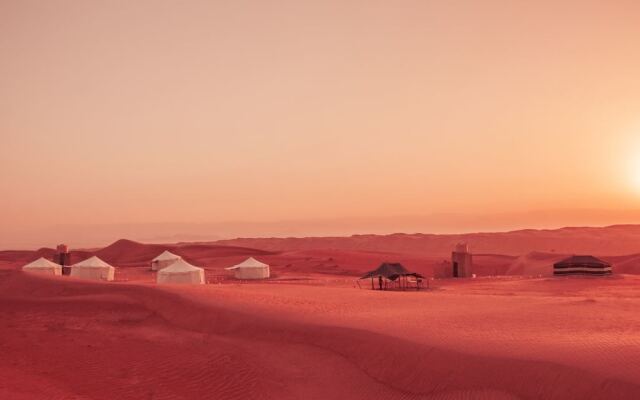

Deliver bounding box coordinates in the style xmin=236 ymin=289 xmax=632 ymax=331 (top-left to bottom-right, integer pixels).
xmin=1 ymin=225 xmax=640 ymax=399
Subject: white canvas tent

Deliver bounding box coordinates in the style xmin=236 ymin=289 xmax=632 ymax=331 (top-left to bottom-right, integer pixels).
xmin=225 ymin=257 xmax=270 ymax=280
xmin=157 ymin=259 xmax=205 ymax=284
xmin=22 ymin=257 xmax=62 ymax=276
xmin=70 ymin=256 xmax=115 ymax=281
xmin=151 ymin=250 xmax=182 ymax=271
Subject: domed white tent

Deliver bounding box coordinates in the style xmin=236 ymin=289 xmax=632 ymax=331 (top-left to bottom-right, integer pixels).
xmin=157 ymin=259 xmax=205 ymax=284
xmin=225 ymin=257 xmax=270 ymax=280
xmin=70 ymin=256 xmax=115 ymax=281
xmin=151 ymin=250 xmax=182 ymax=271
xmin=22 ymin=257 xmax=62 ymax=276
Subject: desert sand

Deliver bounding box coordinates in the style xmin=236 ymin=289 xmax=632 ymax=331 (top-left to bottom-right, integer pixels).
xmin=1 ymin=228 xmax=640 ymax=399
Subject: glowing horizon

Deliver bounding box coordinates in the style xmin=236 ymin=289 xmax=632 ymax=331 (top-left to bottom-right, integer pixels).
xmin=2 ymin=1 xmax=640 ymax=248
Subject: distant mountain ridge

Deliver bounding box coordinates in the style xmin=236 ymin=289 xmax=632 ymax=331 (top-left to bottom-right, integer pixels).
xmin=214 ymin=224 xmax=640 ymax=257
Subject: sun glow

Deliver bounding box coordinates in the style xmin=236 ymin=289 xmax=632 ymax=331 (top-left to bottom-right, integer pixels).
xmin=617 ymin=126 xmax=640 ymax=196
xmin=628 ymin=154 xmax=640 ymax=195
xmin=634 ymin=167 xmax=640 ymax=194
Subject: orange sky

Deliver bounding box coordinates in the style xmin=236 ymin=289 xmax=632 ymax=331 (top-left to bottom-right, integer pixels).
xmin=2 ymin=0 xmax=640 ymax=248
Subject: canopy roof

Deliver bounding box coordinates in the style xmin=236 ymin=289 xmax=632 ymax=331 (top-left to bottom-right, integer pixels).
xmin=152 ymin=250 xmax=181 ymax=262
xmin=554 ymin=255 xmax=610 ymax=268
xmin=360 ymin=262 xmax=423 ymax=280
xmin=23 ymin=257 xmax=60 ymax=269
xmin=225 ymin=257 xmax=269 ymax=270
xmin=72 ymin=256 xmax=113 ymax=268
xmin=159 ymin=259 xmax=203 ymax=273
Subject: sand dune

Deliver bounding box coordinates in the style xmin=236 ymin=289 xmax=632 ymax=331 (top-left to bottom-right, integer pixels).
xmin=0 ymin=248 xmax=56 ymax=263
xmin=1 ymin=271 xmax=639 ymax=399
xmin=602 ymin=254 xmax=640 ymax=274
xmin=94 ymin=239 xmax=171 ymax=264
xmin=505 ymin=252 xmax=566 ymax=276
xmin=92 ymin=239 xmax=276 ymax=268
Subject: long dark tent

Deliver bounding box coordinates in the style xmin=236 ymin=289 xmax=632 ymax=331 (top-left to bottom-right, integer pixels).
xmin=553 ymin=255 xmax=612 ymax=276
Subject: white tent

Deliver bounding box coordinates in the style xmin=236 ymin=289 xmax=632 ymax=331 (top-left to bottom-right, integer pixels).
xmin=22 ymin=257 xmax=62 ymax=276
xmin=225 ymin=257 xmax=270 ymax=280
xmin=151 ymin=250 xmax=182 ymax=271
xmin=157 ymin=259 xmax=205 ymax=284
xmin=70 ymin=256 xmax=115 ymax=281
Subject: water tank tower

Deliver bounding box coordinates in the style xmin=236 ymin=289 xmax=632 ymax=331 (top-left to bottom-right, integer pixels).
xmin=451 ymin=242 xmax=473 ymax=278
xmin=56 ymin=244 xmax=71 ymax=275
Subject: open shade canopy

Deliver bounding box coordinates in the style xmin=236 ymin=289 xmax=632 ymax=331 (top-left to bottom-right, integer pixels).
xmin=360 ymin=262 xmax=424 ymax=281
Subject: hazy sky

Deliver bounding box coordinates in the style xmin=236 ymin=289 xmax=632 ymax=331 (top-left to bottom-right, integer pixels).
xmin=2 ymin=1 xmax=640 ymax=248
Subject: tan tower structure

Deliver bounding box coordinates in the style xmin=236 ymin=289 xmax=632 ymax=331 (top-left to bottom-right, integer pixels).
xmin=451 ymin=242 xmax=473 ymax=278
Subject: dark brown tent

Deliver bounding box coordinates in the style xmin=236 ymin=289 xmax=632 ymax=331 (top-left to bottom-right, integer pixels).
xmin=553 ymin=255 xmax=612 ymax=276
